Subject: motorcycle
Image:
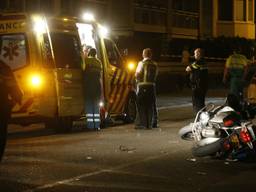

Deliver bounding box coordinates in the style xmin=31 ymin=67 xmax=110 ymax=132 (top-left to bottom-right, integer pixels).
xmin=179 ymin=98 xmax=256 ymax=160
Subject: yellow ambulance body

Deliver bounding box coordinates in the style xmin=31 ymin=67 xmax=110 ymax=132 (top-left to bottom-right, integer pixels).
xmin=0 ymin=13 xmax=136 ymax=131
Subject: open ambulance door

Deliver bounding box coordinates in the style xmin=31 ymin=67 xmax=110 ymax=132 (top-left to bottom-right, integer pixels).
xmin=42 ymin=32 xmax=84 ymax=132
xmin=51 ymin=33 xmax=84 ymax=116
xmin=103 ymin=38 xmax=136 ymax=121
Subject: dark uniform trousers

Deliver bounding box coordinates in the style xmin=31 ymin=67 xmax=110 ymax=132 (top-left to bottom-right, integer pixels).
xmin=136 ymin=83 xmax=155 ymax=128
xmin=84 ymin=71 xmax=101 ymax=130
xmin=191 ymin=70 xmax=208 ymax=113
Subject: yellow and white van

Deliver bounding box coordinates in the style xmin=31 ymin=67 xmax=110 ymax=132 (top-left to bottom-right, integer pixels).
xmin=0 ymin=13 xmax=136 ymax=131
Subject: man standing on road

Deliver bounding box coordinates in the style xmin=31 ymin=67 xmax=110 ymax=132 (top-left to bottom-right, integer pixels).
xmin=83 ymin=48 xmax=103 ymax=131
xmin=0 ymin=60 xmax=22 ymax=161
xmin=135 ymin=48 xmax=158 ymax=129
xmin=186 ymin=48 xmax=208 ymax=113
xmin=223 ymin=47 xmax=248 ymax=100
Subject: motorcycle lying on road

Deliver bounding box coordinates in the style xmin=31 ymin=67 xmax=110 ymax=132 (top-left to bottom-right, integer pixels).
xmin=179 ymin=97 xmax=256 ymax=160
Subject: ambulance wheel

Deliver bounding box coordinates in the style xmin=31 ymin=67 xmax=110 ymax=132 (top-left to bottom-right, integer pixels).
xmin=124 ymin=95 xmax=137 ymax=123
xmin=56 ymin=117 xmax=73 ymax=133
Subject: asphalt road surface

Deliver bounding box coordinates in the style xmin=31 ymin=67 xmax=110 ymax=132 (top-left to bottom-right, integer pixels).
xmin=0 ymin=95 xmax=256 ymax=192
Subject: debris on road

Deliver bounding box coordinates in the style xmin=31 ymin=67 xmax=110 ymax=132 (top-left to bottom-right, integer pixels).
xmin=197 ymin=171 xmax=207 ymax=175
xmin=187 ymin=158 xmax=197 ymax=162
xmin=86 ymin=156 xmax=93 ymax=160
xmin=119 ymin=145 xmax=136 ymax=153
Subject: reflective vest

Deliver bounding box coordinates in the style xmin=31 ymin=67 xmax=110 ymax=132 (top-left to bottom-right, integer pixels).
xmin=226 ymin=53 xmax=248 ymax=78
xmin=191 ymin=58 xmax=208 ymax=71
xmin=136 ymin=59 xmax=158 ymax=86
xmin=83 ymin=56 xmax=102 ymax=74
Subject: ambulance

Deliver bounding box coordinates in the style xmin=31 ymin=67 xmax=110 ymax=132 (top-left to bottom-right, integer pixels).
xmin=0 ymin=13 xmax=136 ymax=132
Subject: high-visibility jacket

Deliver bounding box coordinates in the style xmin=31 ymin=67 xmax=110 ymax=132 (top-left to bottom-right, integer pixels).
xmin=226 ymin=53 xmax=248 ymax=78
xmin=84 ymin=56 xmax=102 ymax=74
xmin=136 ymin=59 xmax=158 ymax=86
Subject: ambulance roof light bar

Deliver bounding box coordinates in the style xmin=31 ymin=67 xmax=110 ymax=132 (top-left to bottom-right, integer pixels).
xmin=32 ymin=15 xmax=47 ymax=34
xmin=99 ymin=24 xmax=109 ymax=38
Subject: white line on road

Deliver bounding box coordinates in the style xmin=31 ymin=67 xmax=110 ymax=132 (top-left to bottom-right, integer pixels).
xmin=24 ymin=149 xmax=181 ymax=192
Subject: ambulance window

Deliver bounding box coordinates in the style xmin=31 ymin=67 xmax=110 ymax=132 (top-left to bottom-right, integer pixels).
xmin=0 ymin=34 xmax=28 ymax=70
xmin=50 ymin=33 xmax=82 ymax=69
xmin=104 ymin=39 xmax=123 ymax=68
xmin=42 ymin=35 xmax=54 ymax=68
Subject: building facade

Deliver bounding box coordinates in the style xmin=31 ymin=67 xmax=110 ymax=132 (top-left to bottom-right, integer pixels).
xmin=0 ymin=0 xmax=255 ymax=56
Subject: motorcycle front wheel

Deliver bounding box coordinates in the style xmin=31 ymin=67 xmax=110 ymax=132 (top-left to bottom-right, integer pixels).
xmin=192 ymin=138 xmax=224 ymax=157
xmin=178 ymin=124 xmax=194 ymax=141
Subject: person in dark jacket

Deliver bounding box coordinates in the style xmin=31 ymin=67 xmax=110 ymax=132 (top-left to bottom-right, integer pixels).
xmin=185 ymin=48 xmax=208 ymax=113
xmin=83 ymin=48 xmax=103 ymax=130
xmin=0 ymin=60 xmax=22 ymax=161
xmin=135 ymin=48 xmax=158 ymax=129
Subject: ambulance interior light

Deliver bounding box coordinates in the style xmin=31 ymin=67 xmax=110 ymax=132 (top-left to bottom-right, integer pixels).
xmin=82 ymin=12 xmax=95 ymax=21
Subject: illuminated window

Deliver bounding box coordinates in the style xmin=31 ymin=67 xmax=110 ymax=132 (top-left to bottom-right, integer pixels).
xmin=235 ymin=0 xmax=246 ymax=21
xmin=218 ymin=0 xmax=233 ymax=21
xmin=248 ymin=0 xmax=253 ymax=21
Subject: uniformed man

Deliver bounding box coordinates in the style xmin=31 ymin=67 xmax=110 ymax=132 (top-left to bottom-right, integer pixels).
xmin=223 ymin=47 xmax=248 ymax=100
xmin=135 ymin=48 xmax=158 ymax=129
xmin=83 ymin=48 xmax=102 ymax=130
xmin=186 ymin=48 xmax=208 ymax=113
xmin=0 ymin=60 xmax=22 ymax=161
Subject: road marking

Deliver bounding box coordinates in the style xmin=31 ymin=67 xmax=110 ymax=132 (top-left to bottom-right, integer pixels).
xmin=24 ymin=149 xmax=180 ymax=192
xmin=158 ymin=98 xmax=225 ymax=110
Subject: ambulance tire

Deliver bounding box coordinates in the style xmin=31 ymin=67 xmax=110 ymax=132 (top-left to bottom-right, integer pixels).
xmin=124 ymin=95 xmax=137 ymax=123
xmin=56 ymin=117 xmax=73 ymax=133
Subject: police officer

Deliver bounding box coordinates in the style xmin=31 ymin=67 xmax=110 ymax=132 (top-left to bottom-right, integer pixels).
xmin=186 ymin=48 xmax=208 ymax=113
xmin=0 ymin=60 xmax=22 ymax=161
xmin=135 ymin=48 xmax=158 ymax=129
xmin=83 ymin=48 xmax=102 ymax=130
xmin=223 ymin=47 xmax=248 ymax=100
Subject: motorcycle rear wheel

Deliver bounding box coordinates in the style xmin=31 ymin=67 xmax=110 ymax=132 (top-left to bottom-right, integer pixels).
xmin=192 ymin=138 xmax=224 ymax=157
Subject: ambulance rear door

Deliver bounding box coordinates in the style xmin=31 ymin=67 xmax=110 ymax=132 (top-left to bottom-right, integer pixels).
xmin=50 ymin=32 xmax=84 ymax=117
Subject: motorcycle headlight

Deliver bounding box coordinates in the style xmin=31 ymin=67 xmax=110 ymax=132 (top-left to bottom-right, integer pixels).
xmin=200 ymin=112 xmax=210 ymax=125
